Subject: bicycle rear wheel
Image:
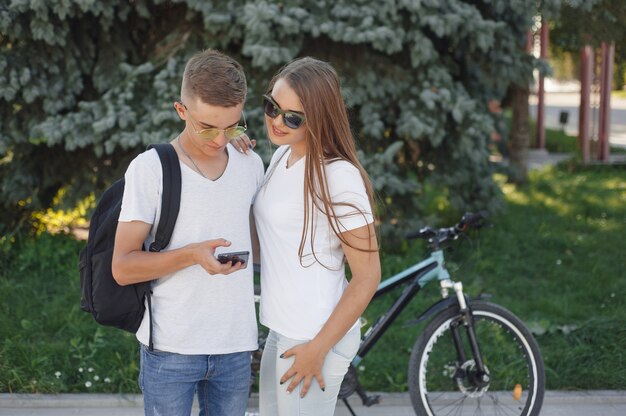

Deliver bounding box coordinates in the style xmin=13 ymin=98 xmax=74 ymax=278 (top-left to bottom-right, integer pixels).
xmin=408 ymin=300 xmax=544 ymax=416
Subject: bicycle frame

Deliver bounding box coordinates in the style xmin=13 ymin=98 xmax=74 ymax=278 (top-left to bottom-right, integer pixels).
xmin=336 ymin=213 xmax=545 ymax=416
xmin=353 ymin=249 xmax=465 ymax=367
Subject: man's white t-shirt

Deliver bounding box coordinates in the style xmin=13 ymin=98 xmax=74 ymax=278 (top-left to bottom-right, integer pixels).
xmin=119 ymin=144 xmax=264 ymax=354
xmin=253 ymin=146 xmax=374 ymax=340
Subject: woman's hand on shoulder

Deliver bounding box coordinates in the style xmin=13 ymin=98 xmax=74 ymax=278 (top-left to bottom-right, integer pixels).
xmin=231 ymin=133 xmax=256 ymax=154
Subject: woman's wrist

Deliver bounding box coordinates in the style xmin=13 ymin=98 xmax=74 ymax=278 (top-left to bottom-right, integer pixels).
xmin=310 ymin=334 xmax=334 ymax=355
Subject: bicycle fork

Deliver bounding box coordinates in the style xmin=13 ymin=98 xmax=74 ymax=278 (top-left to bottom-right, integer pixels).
xmin=440 ymin=279 xmax=491 ymax=389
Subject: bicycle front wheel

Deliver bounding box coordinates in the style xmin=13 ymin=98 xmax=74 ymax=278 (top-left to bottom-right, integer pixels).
xmin=408 ymin=300 xmax=545 ymax=416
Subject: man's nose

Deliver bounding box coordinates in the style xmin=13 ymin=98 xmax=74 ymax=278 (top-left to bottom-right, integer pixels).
xmin=214 ymin=131 xmax=229 ymax=146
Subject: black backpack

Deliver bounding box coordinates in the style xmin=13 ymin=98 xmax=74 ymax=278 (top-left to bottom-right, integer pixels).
xmin=79 ymin=143 xmax=181 ymax=350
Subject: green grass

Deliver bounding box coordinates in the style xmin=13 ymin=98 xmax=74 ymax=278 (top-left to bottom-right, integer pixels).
xmin=544 ymin=127 xmax=580 ymax=153
xmin=1 ymin=164 xmax=625 ymax=393
xmin=0 ymin=233 xmax=140 ymax=393
xmin=613 ymin=90 xmax=626 ymax=100
xmin=539 ymin=127 xmax=626 ymax=156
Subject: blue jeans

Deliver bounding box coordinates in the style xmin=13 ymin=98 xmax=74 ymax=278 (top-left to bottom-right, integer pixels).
xmin=139 ymin=344 xmax=251 ymax=416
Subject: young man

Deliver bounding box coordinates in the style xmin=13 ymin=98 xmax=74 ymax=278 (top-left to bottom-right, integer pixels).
xmin=112 ymin=49 xmax=264 ymax=416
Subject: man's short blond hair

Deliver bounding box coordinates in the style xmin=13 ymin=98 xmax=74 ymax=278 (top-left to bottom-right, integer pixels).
xmin=181 ymin=49 xmax=247 ymax=107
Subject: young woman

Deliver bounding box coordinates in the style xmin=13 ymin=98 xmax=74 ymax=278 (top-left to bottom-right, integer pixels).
xmin=253 ymin=57 xmax=381 ymax=415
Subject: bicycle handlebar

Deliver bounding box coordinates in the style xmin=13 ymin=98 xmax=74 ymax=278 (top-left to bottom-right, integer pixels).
xmin=405 ymin=211 xmax=487 ymax=248
xmin=456 ymin=211 xmax=487 ymax=231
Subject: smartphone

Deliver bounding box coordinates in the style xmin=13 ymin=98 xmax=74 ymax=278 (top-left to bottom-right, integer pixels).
xmin=217 ymin=251 xmax=250 ymax=267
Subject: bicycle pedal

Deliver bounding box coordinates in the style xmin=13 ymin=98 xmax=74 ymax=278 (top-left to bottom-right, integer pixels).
xmin=363 ymin=394 xmax=380 ymax=407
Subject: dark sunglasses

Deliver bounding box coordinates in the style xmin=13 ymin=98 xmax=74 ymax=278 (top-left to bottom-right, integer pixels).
xmin=263 ymin=95 xmax=306 ymax=129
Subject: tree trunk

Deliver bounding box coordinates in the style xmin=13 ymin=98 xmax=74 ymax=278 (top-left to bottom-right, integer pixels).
xmin=508 ymin=83 xmax=530 ymax=184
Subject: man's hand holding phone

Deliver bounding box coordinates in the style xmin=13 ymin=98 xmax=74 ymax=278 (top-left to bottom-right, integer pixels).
xmin=189 ymin=239 xmax=246 ymax=275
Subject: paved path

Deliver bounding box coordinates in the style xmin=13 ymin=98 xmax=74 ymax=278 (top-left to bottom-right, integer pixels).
xmin=2 ymin=391 xmax=626 ymax=415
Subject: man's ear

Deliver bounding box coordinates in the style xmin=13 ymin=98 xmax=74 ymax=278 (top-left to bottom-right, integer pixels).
xmin=173 ymin=101 xmax=186 ymax=120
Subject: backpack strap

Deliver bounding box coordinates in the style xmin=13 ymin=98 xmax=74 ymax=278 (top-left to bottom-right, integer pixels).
xmin=144 ymin=143 xmax=182 ymax=351
xmin=147 ymin=143 xmax=182 ymax=252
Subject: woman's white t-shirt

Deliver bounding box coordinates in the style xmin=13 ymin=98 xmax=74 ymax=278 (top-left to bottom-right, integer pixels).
xmin=253 ymin=146 xmax=374 ymax=340
xmin=119 ymin=144 xmax=264 ymax=354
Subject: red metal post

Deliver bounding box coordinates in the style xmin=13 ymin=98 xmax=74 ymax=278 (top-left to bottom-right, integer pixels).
xmin=536 ymin=18 xmax=549 ymax=149
xmin=526 ymin=30 xmax=533 ymax=53
xmin=579 ymin=45 xmax=592 ymax=164
xmin=597 ymin=42 xmax=614 ymax=161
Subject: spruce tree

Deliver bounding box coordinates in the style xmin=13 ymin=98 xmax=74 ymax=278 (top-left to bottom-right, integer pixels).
xmin=1 ymin=0 xmax=559 ymax=236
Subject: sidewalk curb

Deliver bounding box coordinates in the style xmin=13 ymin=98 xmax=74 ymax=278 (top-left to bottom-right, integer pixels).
xmin=1 ymin=391 xmax=625 ymax=408
xmin=542 ymin=390 xmax=626 ymax=405
xmin=0 ymin=394 xmax=144 ymax=408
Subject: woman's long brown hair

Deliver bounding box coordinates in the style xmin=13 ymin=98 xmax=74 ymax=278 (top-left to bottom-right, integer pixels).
xmin=267 ymin=57 xmax=377 ymax=268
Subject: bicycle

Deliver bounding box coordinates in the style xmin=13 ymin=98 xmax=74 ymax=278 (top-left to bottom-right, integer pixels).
xmin=252 ymin=212 xmax=545 ymax=416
